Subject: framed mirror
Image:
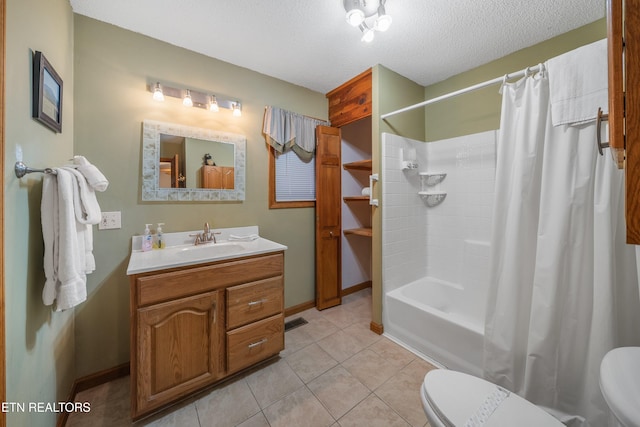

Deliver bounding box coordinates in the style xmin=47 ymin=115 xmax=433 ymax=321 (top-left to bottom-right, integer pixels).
xmin=142 ymin=120 xmax=246 ymax=201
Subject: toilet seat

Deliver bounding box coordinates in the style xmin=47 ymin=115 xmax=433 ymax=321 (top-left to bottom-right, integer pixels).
xmin=421 ymin=370 xmax=564 ymax=427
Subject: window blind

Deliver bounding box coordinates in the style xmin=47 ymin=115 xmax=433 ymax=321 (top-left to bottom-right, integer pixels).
xmin=275 ymin=150 xmax=315 ymax=201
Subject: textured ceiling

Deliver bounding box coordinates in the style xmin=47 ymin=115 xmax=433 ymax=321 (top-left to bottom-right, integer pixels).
xmin=69 ymin=0 xmax=605 ymax=94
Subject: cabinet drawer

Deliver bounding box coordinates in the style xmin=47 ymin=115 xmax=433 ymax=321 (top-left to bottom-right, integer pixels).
xmin=136 ymin=253 xmax=284 ymax=306
xmin=227 ymin=314 xmax=284 ymax=374
xmin=227 ymin=277 xmax=283 ymax=329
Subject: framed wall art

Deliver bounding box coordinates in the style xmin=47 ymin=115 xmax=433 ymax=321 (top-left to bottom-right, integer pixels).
xmin=32 ymin=51 xmax=63 ymax=133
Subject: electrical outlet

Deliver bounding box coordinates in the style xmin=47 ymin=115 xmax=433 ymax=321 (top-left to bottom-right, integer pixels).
xmin=99 ymin=211 xmax=121 ymax=230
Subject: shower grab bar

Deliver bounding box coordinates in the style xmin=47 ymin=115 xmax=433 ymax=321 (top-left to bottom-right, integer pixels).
xmin=369 ymin=174 xmax=379 ymax=206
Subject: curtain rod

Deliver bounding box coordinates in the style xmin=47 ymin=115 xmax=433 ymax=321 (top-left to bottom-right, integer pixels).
xmin=380 ymin=64 xmax=544 ymax=120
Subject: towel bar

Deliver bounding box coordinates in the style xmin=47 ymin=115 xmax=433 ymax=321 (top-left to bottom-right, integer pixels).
xmin=14 ymin=161 xmax=57 ymax=178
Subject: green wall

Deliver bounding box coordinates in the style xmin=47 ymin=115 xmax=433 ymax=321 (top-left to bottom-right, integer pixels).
xmin=5 ymin=0 xmax=76 ymax=425
xmin=73 ymin=15 xmax=327 ymax=377
xmin=424 ymin=19 xmax=607 ymax=141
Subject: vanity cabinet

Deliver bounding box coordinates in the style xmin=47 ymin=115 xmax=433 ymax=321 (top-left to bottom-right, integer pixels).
xmin=129 ymin=252 xmax=284 ymax=420
xmin=202 ymin=165 xmax=235 ymax=189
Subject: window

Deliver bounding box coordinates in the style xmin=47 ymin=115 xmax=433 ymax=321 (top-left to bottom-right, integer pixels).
xmin=268 ymin=147 xmax=315 ymax=208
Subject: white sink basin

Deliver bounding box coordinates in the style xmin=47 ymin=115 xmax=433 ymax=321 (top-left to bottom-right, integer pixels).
xmin=176 ymin=242 xmax=245 ymax=259
xmin=600 ymin=347 xmax=640 ymax=427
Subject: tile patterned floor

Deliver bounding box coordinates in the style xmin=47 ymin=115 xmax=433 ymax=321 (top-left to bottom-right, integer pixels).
xmin=66 ymin=289 xmax=436 ymax=427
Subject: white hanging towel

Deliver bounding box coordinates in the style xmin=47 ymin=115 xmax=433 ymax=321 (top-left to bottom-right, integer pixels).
xmin=41 ymin=159 xmax=107 ymax=311
xmin=546 ymin=38 xmax=608 ymax=126
xmin=42 ymin=168 xmax=88 ymax=311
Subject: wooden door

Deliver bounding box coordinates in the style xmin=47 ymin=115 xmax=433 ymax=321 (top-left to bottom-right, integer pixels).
xmin=135 ymin=290 xmax=222 ymax=417
xmin=315 ymin=125 xmax=342 ymax=309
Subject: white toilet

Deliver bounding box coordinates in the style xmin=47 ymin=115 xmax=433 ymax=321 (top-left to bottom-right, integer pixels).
xmin=421 ymin=370 xmax=564 ymax=426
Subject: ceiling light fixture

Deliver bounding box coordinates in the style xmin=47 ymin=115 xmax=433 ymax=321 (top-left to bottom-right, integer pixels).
xmin=343 ymin=0 xmax=392 ymax=42
xmin=148 ymin=82 xmax=241 ymax=115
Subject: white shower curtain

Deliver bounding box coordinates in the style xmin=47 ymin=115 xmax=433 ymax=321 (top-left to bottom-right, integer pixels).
xmin=483 ymin=71 xmax=640 ymax=426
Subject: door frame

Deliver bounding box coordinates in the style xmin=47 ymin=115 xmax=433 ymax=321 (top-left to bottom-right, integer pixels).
xmin=1 ymin=0 xmax=7 ymax=424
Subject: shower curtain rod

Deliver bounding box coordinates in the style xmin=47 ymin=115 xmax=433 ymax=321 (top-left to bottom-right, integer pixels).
xmin=380 ymin=64 xmax=544 ymax=120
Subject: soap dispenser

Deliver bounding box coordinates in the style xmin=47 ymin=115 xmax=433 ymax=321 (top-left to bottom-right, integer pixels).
xmin=142 ymin=224 xmax=153 ymax=252
xmin=156 ymin=223 xmax=165 ymax=249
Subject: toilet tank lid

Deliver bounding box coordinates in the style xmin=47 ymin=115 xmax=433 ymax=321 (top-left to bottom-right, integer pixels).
xmin=423 ymin=370 xmax=564 ymax=427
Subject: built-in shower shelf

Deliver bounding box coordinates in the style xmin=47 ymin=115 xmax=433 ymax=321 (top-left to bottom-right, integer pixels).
xmin=419 ymin=172 xmax=447 ymax=186
xmin=418 ymin=192 xmax=447 ymax=207
xmin=343 ymin=227 xmax=372 ymax=237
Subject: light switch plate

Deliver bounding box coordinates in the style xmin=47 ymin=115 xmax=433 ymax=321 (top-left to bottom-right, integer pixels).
xmin=99 ymin=211 xmax=121 ymax=230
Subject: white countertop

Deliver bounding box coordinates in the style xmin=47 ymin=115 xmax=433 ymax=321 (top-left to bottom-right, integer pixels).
xmin=126 ymin=226 xmax=287 ymax=275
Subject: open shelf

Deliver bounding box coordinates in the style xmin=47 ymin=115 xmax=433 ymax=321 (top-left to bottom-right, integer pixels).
xmin=343 ymin=196 xmax=370 ymax=202
xmin=343 ymin=159 xmax=372 ymax=171
xmin=343 ymin=227 xmax=372 ymax=237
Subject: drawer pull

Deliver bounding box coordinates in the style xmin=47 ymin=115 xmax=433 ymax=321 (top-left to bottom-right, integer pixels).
xmin=247 ymin=338 xmax=268 ymax=349
xmin=247 ymin=299 xmax=267 ymax=307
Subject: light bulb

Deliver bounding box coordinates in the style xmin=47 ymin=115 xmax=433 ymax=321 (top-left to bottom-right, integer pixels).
xmin=374 ymin=13 xmax=392 ymax=32
xmin=232 ymin=103 xmax=242 ymax=117
xmin=183 ymin=89 xmax=193 ymax=107
xmin=152 ymin=82 xmax=164 ymax=102
xmin=346 ymin=9 xmax=365 ymax=27
xmin=360 ymin=24 xmax=375 ymax=43
xmin=209 ymin=95 xmax=219 ymax=112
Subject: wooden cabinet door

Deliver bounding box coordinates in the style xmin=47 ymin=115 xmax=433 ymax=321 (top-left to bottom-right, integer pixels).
xmin=202 ymin=166 xmax=234 ymax=189
xmin=222 ymin=167 xmax=235 ymax=189
xmin=202 ymin=165 xmax=223 ymax=189
xmin=625 ymin=0 xmax=640 ymax=243
xmin=315 ymin=125 xmax=342 ymax=309
xmin=608 ymin=0 xmax=640 ymax=243
xmin=135 ymin=290 xmax=222 ymax=416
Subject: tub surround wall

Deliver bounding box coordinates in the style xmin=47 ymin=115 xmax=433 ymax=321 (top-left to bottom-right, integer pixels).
xmin=381 ymin=131 xmax=496 ymax=372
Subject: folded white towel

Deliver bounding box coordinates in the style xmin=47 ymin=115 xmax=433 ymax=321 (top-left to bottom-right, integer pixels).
xmin=228 ymin=234 xmax=259 ymax=242
xmin=64 ymin=167 xmax=102 ymax=225
xmin=73 ymin=155 xmax=109 ymax=192
xmin=546 ymin=39 xmax=608 ymax=126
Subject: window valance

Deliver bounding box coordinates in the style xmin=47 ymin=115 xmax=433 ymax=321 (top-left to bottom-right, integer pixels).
xmin=263 ymin=106 xmax=329 ymax=161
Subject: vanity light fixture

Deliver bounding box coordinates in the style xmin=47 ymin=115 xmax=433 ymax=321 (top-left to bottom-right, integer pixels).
xmin=152 ymin=82 xmax=164 ymax=102
xmin=343 ymin=0 xmax=392 ymax=42
xmin=147 ymin=81 xmax=241 ymax=115
xmin=232 ymin=102 xmax=242 ymax=117
xmin=182 ymin=89 xmax=193 ymax=107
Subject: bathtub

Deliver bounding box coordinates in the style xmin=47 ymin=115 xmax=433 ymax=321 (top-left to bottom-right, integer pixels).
xmin=384 ymin=277 xmax=485 ymax=377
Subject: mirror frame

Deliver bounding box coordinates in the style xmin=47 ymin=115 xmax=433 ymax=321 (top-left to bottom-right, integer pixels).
xmin=142 ymin=120 xmax=246 ymax=201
